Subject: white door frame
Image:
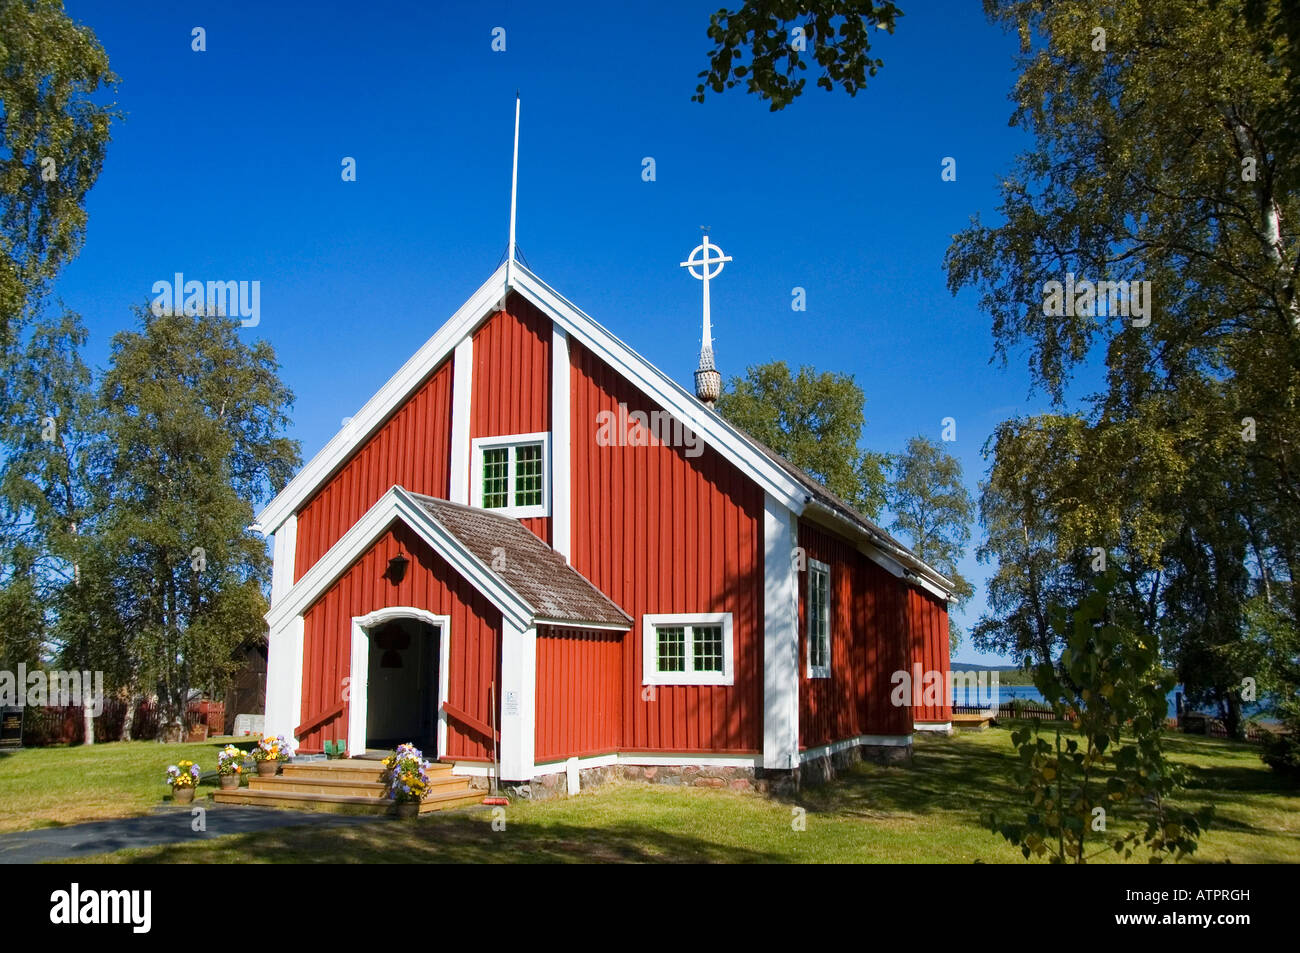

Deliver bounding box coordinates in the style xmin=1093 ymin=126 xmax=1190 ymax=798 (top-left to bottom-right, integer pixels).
xmin=348 ymin=607 xmax=451 ymax=759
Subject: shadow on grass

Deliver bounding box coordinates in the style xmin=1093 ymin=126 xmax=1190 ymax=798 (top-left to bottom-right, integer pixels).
xmin=794 ymin=732 xmax=1019 ymax=821
xmin=108 ymin=810 xmax=789 ymax=864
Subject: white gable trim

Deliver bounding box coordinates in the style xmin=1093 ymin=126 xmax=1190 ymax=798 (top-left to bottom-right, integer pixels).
xmin=251 ymin=259 xmax=952 ymax=598
xmin=253 ymin=260 xmax=804 ymax=538
xmin=265 ymin=485 xmax=534 ymax=633
xmin=255 ymin=264 xmax=511 ymax=535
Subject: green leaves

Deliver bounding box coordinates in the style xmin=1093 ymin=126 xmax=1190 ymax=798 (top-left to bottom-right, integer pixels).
xmin=954 ymin=0 xmax=1300 ymax=749
xmin=989 ymin=572 xmax=1213 ymax=863
xmin=693 ymin=1 xmax=902 ymax=111
xmin=91 ymin=306 xmax=301 ymax=714
xmin=0 ymin=0 xmax=118 ymax=350
xmin=1 ymin=302 xmax=302 ymax=718
xmin=887 ymin=435 xmax=975 ymax=649
xmin=716 ymin=359 xmax=889 ymax=519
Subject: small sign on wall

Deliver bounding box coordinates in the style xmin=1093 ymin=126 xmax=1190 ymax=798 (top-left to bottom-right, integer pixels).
xmin=503 ymin=691 xmax=519 ymax=718
xmin=1 ymin=707 xmax=23 ymax=749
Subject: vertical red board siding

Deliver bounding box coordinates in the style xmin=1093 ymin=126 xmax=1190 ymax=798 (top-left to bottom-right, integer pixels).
xmin=469 ymin=295 xmax=552 ymax=545
xmin=298 ymin=522 xmax=502 ymax=759
xmin=534 ymin=625 xmax=624 ymax=762
xmin=797 ymin=519 xmax=912 ymax=748
xmin=294 ymin=360 xmax=454 ymax=579
xmin=870 ymin=564 xmax=912 ymax=736
xmin=909 ymin=587 xmax=952 ymax=723
xmin=569 ymin=339 xmax=764 ymax=753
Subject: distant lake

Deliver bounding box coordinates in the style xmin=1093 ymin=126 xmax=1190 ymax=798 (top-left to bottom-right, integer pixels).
xmin=952 ymin=683 xmax=1273 ymax=720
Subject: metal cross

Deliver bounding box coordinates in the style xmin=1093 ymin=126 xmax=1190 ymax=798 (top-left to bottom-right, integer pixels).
xmin=680 ymin=236 xmax=731 ymax=351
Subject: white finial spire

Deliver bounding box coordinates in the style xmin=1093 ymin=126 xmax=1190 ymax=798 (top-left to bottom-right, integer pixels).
xmin=680 ymin=232 xmax=731 ymax=406
xmin=505 ymin=93 xmax=520 ymax=297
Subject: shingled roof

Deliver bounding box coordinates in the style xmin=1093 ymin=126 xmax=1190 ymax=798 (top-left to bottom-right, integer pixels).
xmin=739 ymin=431 xmax=956 ymax=597
xmin=408 ymin=493 xmax=633 ymax=629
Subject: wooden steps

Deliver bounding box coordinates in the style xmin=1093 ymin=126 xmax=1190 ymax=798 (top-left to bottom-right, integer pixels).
xmin=212 ymin=758 xmax=482 ymax=816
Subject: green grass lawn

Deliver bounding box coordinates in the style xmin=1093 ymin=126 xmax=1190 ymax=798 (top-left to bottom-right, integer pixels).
xmin=0 ymin=740 xmax=236 ymax=833
xmin=29 ymin=726 xmax=1297 ymax=864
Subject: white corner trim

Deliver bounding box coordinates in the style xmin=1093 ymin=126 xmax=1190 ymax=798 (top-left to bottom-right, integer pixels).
xmin=347 ymin=608 xmax=450 ymax=759
xmin=763 ymin=494 xmax=799 ymax=770
xmin=641 ymin=612 xmax=734 ymax=686
xmin=263 ymin=614 xmax=304 ymax=741
xmin=551 ymin=325 xmax=571 ymax=561
xmin=449 ymin=336 xmax=474 ymax=506
xmin=469 ymin=431 xmax=551 ymax=519
xmin=498 ymin=620 xmax=536 ymax=781
xmin=290 ymin=616 xmax=304 ymax=744
xmin=265 ymin=486 xmax=534 ymax=634
xmin=270 ymin=513 xmax=297 ymax=606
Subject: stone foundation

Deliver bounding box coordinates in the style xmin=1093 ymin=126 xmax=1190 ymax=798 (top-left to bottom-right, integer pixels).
xmin=798 ymin=741 xmax=912 ymax=787
xmin=475 ymin=740 xmax=912 ymax=800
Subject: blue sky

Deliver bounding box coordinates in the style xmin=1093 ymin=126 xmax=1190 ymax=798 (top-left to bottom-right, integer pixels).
xmin=54 ymin=1 xmax=1060 ymax=664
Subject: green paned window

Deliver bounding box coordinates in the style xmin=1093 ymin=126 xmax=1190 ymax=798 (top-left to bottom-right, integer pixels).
xmin=482 ymin=447 xmax=510 ymax=508
xmin=473 ymin=435 xmax=550 ymax=518
xmin=514 ymin=443 xmax=543 ymax=507
xmin=643 ymin=614 xmax=734 ymax=686
xmin=656 ymin=626 xmax=686 ymax=673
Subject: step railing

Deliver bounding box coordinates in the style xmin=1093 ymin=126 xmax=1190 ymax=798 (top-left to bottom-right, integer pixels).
xmin=294 ymin=701 xmax=345 ymax=740
xmin=440 ymin=701 xmax=498 ymax=742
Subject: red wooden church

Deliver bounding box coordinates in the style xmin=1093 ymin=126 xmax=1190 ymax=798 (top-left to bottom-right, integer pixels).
xmin=257 ymin=193 xmax=954 ymax=791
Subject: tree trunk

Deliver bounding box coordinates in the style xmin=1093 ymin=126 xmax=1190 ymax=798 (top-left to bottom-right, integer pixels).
xmin=1224 ymin=692 xmax=1243 ymax=741
xmin=82 ymin=703 xmax=95 ymax=746
xmin=121 ymin=691 xmax=134 ymax=742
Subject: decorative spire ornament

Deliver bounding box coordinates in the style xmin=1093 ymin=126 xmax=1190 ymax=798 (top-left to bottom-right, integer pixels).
xmin=680 ymin=233 xmax=731 ymax=407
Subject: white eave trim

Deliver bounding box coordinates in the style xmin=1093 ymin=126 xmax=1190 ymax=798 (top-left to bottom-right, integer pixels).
xmin=534 ymin=618 xmax=631 ymax=632
xmin=255 ymin=260 xmax=807 ymax=537
xmin=802 ymin=499 xmax=956 ymax=602
xmin=265 ymin=485 xmax=534 ymax=633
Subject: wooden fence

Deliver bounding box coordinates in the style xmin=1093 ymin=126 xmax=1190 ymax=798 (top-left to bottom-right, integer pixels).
xmin=17 ymin=698 xmax=224 ymax=746
xmin=954 ymin=702 xmax=1271 ymax=743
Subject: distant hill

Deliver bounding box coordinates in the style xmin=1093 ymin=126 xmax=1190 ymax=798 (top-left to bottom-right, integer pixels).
xmin=951 ymin=662 xmax=1034 ymax=685
xmin=952 ymin=662 xmax=1021 ymax=671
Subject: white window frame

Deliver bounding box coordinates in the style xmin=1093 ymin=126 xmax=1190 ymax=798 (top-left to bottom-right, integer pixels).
xmin=642 ymin=612 xmax=734 ymax=686
xmin=471 ymin=431 xmax=551 ymax=519
xmin=807 ymin=558 xmax=831 ymax=679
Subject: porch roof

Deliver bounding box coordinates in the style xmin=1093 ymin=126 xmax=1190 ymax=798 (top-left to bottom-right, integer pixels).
xmin=408 ymin=493 xmax=633 ymax=630
xmin=265 ymin=486 xmax=632 ymax=634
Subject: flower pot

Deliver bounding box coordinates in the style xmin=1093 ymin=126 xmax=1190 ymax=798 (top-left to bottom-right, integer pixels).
xmin=256 ymin=760 xmax=278 ymax=777
xmin=173 ymin=786 xmax=195 ymax=804
xmin=394 ymin=801 xmax=419 ymax=819
xmin=219 ymin=774 xmax=240 ymax=790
